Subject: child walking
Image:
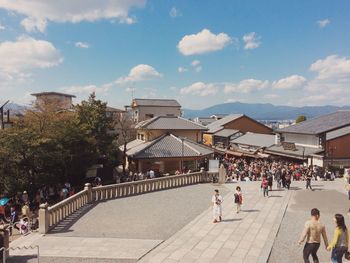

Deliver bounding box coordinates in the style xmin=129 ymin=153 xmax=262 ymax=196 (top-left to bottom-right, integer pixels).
xmin=261 ymin=176 xmax=269 ymax=197
xmin=234 ymin=186 xmax=243 ymax=213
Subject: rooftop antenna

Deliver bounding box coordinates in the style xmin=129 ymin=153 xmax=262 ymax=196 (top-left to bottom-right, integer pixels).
xmin=131 ymin=87 xmax=135 ymax=100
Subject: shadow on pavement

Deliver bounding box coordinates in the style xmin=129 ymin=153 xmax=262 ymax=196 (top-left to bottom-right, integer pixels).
xmin=221 ymin=218 xmax=242 ymax=223
xmin=243 ymin=209 xmax=260 ymax=213
xmin=7 ymin=255 xmax=38 ymax=263
xmin=49 ymin=202 xmax=99 ymax=234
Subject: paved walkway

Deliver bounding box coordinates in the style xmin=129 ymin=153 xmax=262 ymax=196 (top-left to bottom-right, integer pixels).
xmin=140 ymin=182 xmax=292 ymax=263
xmin=8 ymin=180 xmax=347 ymax=263
xmin=269 ymin=179 xmax=348 ymax=263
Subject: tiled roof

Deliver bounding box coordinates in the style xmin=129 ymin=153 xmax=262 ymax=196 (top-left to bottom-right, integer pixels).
xmin=135 ymin=116 xmax=207 ymax=130
xmin=133 ymin=98 xmax=181 ymax=107
xmin=106 ymin=106 xmax=125 ymax=112
xmin=206 ymin=114 xmax=243 ymax=133
xmin=265 ymin=144 xmax=323 ymax=159
xmin=277 ymin=111 xmax=350 ymax=135
xmin=31 ymin=92 xmax=76 ymax=98
xmin=213 ymin=129 xmax=240 ymax=138
xmin=231 ymin=132 xmax=275 ymax=148
xmin=326 ymin=126 xmax=350 ymax=141
xmin=124 ymin=134 xmax=213 ymax=159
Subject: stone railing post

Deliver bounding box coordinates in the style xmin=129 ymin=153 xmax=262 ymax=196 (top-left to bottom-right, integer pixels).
xmin=39 ymin=203 xmax=49 ymax=234
xmin=201 ymin=167 xmax=208 ymax=183
xmin=84 ymin=183 xmax=93 ymax=203
xmin=0 ymin=224 xmax=9 ymax=260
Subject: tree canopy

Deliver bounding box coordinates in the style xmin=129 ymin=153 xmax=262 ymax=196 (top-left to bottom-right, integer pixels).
xmin=0 ymin=94 xmax=121 ymax=196
xmin=296 ymin=115 xmax=307 ymax=123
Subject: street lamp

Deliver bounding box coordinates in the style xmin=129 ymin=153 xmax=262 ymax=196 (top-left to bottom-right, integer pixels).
xmin=179 ymin=136 xmax=186 ymax=173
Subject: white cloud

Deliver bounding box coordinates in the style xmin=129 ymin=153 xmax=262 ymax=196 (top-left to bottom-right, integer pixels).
xmin=191 ymin=60 xmax=200 ymax=67
xmin=224 ymin=79 xmax=269 ymax=93
xmin=194 ymin=66 xmax=202 ymax=72
xmin=317 ymin=19 xmax=330 ymax=28
xmin=294 ymin=55 xmax=350 ymax=105
xmin=191 ymin=60 xmax=202 ymax=72
xmin=272 ymin=75 xmax=306 ymax=89
xmin=20 ymin=17 xmax=47 ymax=33
xmin=242 ymin=32 xmax=261 ymax=50
xmin=263 ymin=93 xmax=279 ymax=99
xmin=0 ymin=0 xmax=146 ymax=32
xmin=0 ymin=36 xmax=63 ymax=74
xmin=180 ymin=82 xmax=218 ymax=96
xmin=178 ymin=67 xmax=187 ymax=73
xmin=177 ymin=29 xmax=231 ymax=56
xmin=0 ymin=23 xmax=5 ymax=30
xmin=62 ymin=84 xmax=109 ymax=95
xmin=116 ymin=64 xmax=162 ymax=84
xmin=75 ymin=42 xmax=90 ymax=49
xmin=169 ymin=7 xmax=182 ymax=18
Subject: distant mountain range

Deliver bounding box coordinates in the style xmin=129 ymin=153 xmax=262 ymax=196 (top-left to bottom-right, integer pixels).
xmin=2 ymin=102 xmax=27 ymax=115
xmin=183 ymin=102 xmax=350 ymax=120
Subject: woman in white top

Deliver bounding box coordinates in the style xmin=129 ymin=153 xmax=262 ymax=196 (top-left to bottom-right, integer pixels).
xmin=212 ymin=189 xmax=223 ymax=223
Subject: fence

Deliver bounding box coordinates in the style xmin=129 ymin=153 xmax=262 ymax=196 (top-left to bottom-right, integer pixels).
xmin=1 ymin=245 xmax=39 ymax=263
xmin=39 ymin=168 xmax=214 ymax=234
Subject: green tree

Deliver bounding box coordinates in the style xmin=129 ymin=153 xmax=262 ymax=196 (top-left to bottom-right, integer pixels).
xmin=296 ymin=115 xmax=307 ymax=123
xmin=0 ymin=93 xmax=121 ymax=196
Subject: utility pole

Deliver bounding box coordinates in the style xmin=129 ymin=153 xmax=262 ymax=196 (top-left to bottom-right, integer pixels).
xmin=0 ymin=100 xmax=10 ymax=130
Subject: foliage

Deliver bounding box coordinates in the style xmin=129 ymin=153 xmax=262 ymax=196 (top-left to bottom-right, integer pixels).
xmin=295 ymin=115 xmax=307 ymax=123
xmin=0 ymin=93 xmax=121 ymax=196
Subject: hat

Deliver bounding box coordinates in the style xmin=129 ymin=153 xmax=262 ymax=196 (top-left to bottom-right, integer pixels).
xmin=23 ymin=191 xmax=27 ymax=194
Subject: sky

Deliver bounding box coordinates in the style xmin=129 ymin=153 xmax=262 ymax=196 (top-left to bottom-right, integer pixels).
xmin=0 ymin=0 xmax=350 ymax=110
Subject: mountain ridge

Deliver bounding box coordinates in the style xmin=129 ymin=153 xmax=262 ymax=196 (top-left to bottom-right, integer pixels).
xmin=183 ymin=102 xmax=350 ymax=120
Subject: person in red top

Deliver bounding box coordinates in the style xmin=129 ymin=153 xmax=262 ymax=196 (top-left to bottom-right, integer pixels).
xmin=234 ymin=186 xmax=243 ymax=213
xmin=261 ymin=177 xmax=269 ymax=197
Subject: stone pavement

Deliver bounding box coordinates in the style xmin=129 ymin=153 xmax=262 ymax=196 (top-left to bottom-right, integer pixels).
xmin=140 ymin=182 xmax=292 ymax=263
xmin=10 ymin=180 xmax=346 ymax=263
xmin=269 ymin=179 xmax=349 ymax=263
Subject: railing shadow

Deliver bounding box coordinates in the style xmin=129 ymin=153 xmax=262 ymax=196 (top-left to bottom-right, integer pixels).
xmin=7 ymin=255 xmax=38 ymax=263
xmin=49 ymin=202 xmax=99 ymax=234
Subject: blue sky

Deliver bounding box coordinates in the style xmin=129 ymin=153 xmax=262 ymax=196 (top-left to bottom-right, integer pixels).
xmin=0 ymin=0 xmax=350 ymax=109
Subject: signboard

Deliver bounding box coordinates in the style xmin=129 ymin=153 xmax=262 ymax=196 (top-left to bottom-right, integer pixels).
xmin=282 ymin=142 xmax=296 ymax=151
xmin=208 ymin=160 xmax=219 ymax=173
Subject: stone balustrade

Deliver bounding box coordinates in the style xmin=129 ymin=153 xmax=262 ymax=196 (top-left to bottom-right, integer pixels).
xmin=39 ymin=168 xmax=213 ymax=234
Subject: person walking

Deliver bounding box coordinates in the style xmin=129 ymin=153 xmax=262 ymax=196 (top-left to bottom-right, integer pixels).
xmin=261 ymin=177 xmax=269 ymax=197
xmin=268 ymin=173 xmax=273 ymax=191
xmin=327 ymin=214 xmax=349 ymax=263
xmin=234 ymin=186 xmax=243 ymax=213
xmin=306 ymin=169 xmax=313 ymax=190
xmin=212 ymin=189 xmax=223 ymax=223
xmin=298 ymin=208 xmax=329 ymax=263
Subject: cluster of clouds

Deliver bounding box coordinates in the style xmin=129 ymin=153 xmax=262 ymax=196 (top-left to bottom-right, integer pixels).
xmin=178 ymin=60 xmax=202 ymax=73
xmin=0 ymin=0 xmax=146 ymax=33
xmin=0 ymin=0 xmax=340 ymax=107
xmin=179 ymin=54 xmax=350 ymax=106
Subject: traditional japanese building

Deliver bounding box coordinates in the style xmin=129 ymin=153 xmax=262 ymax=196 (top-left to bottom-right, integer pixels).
xmin=266 ymin=111 xmax=350 ymax=168
xmin=121 ymin=116 xmax=213 ymax=175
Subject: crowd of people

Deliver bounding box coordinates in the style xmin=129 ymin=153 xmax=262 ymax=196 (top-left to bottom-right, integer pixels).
xmin=0 ymin=182 xmax=77 ymax=236
xmin=211 ymin=157 xmax=350 ymax=263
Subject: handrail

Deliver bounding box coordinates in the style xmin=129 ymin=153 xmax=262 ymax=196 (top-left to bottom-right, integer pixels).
xmin=48 ymin=189 xmax=88 ymax=211
xmin=39 ymin=168 xmax=212 ymax=234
